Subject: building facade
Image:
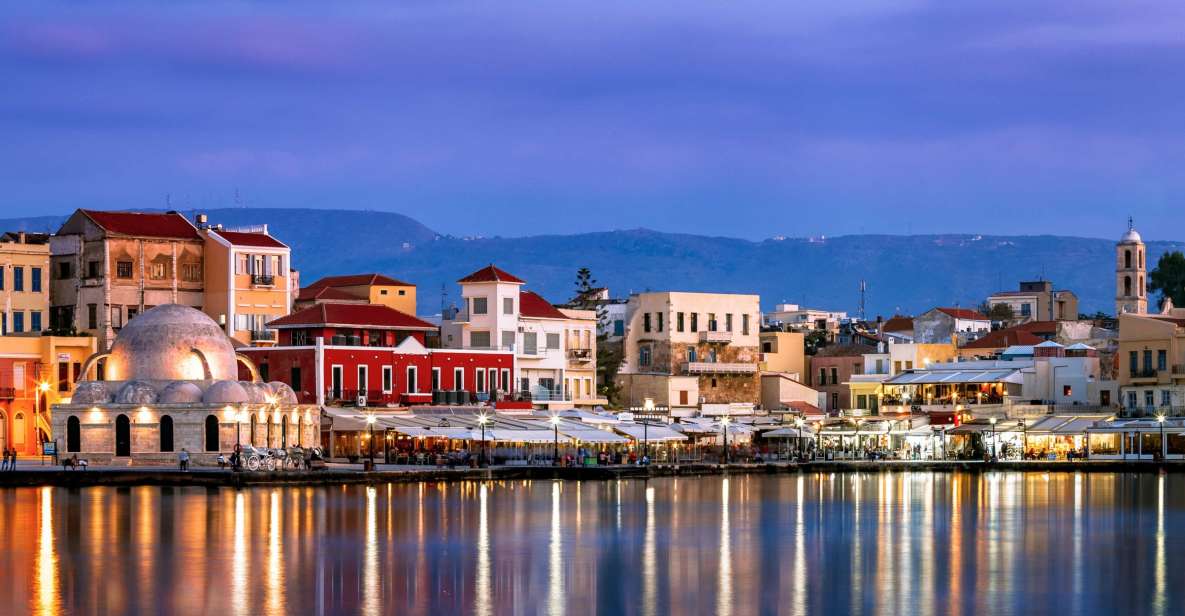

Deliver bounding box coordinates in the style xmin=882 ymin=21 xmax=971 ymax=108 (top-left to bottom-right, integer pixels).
xmin=50 ymin=210 xmax=205 ymax=349
xmin=1117 ymin=309 xmax=1185 ymax=415
xmin=913 ymin=307 xmax=991 ymax=344
xmin=616 ymin=291 xmax=762 ymax=412
xmin=1116 ymin=220 xmax=1148 ymax=316
xmin=986 ymin=281 xmax=1079 ymax=323
xmin=0 ymin=334 xmax=96 ymax=455
xmin=0 ymin=232 xmax=50 ymax=336
xmin=299 ymin=273 xmax=417 ymax=315
xmin=202 ymin=226 xmax=291 ymax=346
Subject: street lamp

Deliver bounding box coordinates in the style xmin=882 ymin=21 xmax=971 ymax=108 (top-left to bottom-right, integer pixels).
xmin=642 ymin=398 xmax=655 ymax=463
xmin=1021 ymin=418 xmax=1027 ymax=459
xmin=550 ymin=414 xmax=561 ymax=465
xmin=855 ymin=419 xmax=863 ymax=459
xmin=989 ymin=417 xmax=998 ymax=462
xmin=366 ymin=414 xmax=377 ymax=469
xmin=477 ymin=413 xmax=490 ymax=466
xmin=1158 ymin=414 xmax=1166 ymax=460
xmin=795 ymin=417 xmax=805 ymax=460
xmin=720 ymin=415 xmax=731 ymax=464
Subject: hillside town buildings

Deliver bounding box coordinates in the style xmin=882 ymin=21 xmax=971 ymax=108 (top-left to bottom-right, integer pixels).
xmin=201 ymin=224 xmax=291 ymax=346
xmin=986 ymin=280 xmax=1079 ymax=323
xmin=0 ymin=232 xmax=50 ymax=336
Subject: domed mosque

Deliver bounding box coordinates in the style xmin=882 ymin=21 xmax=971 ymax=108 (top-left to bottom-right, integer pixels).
xmin=52 ymin=304 xmax=317 ymax=464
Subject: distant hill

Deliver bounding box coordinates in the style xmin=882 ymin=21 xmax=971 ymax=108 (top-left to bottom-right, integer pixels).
xmin=2 ymin=208 xmax=1180 ymax=317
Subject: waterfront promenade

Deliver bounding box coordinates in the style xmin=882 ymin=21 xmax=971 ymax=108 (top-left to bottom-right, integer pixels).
xmin=0 ymin=457 xmax=1182 ymax=488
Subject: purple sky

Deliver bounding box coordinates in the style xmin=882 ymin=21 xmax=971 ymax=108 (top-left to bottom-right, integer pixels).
xmin=3 ymin=1 xmax=1184 ymax=240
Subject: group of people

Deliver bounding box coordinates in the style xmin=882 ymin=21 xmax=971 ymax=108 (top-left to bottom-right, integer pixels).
xmin=0 ymin=448 xmax=17 ymax=470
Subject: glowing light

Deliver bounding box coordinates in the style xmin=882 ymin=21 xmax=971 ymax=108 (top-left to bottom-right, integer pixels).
xmin=549 ymin=414 xmax=561 ymax=426
xmin=38 ymin=382 xmax=51 ymax=393
xmin=477 ymin=413 xmax=490 ymax=425
xmin=366 ymin=414 xmax=377 ymax=425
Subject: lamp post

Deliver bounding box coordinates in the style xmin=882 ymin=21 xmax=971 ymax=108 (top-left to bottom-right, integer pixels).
xmin=1158 ymin=414 xmax=1166 ymax=461
xmin=1021 ymin=418 xmax=1027 ymax=459
xmin=366 ymin=414 xmax=376 ymax=469
xmin=550 ymin=414 xmax=561 ymax=465
xmin=855 ymin=419 xmax=863 ymax=459
xmin=989 ymin=417 xmax=998 ymax=462
xmin=477 ymin=413 xmax=490 ymax=466
xmin=720 ymin=415 xmax=731 ymax=464
xmin=795 ymin=417 xmax=805 ymax=460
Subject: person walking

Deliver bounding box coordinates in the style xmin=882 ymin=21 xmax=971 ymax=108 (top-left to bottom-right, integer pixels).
xmin=9 ymin=448 xmax=17 ymax=471
xmin=1 ymin=449 xmax=8 ymax=471
xmin=179 ymin=448 xmax=190 ymax=471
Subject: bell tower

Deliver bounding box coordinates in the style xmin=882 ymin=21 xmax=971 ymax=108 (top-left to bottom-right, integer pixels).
xmin=1115 ymin=216 xmax=1147 ymax=316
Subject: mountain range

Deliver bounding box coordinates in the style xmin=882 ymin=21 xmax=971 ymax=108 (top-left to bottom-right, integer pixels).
xmin=2 ymin=208 xmax=1181 ymax=318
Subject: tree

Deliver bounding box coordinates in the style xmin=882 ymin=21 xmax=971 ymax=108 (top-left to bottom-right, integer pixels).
xmin=984 ymin=303 xmax=1014 ymax=322
xmin=575 ymin=267 xmax=596 ymax=298
xmin=804 ymin=330 xmax=830 ymax=355
xmin=1149 ymin=251 xmax=1185 ymax=310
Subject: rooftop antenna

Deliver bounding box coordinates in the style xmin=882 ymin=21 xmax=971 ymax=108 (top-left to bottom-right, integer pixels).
xmin=1128 ymin=215 xmax=1135 ymax=231
xmin=440 ymin=283 xmax=447 ymax=316
xmin=858 ymin=280 xmax=867 ymax=321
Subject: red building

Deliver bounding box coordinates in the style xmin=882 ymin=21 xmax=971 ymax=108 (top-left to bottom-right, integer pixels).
xmin=239 ymin=301 xmax=516 ymax=407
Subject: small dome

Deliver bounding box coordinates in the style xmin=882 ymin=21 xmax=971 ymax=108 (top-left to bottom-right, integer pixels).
xmin=115 ymin=381 xmax=159 ymax=405
xmin=202 ymin=380 xmax=249 ymax=404
xmin=158 ymin=381 xmax=204 ymax=404
xmin=239 ymin=381 xmax=271 ymax=404
xmin=1120 ymin=228 xmax=1142 ymax=244
xmin=72 ymin=381 xmax=113 ymax=405
xmin=105 ymin=304 xmax=238 ymax=382
xmin=268 ymin=381 xmax=299 ymax=405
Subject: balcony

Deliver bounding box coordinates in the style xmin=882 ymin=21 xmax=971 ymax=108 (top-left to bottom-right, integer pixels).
xmin=251 ymin=274 xmax=275 ymax=287
xmin=0 ymin=387 xmax=13 ymax=400
xmin=250 ymin=329 xmax=277 ymax=342
xmin=683 ymin=361 xmax=758 ymax=374
xmin=1130 ymin=369 xmax=1161 ymax=382
xmin=699 ymin=330 xmax=733 ymax=344
xmin=517 ymin=347 xmax=551 ymax=359
xmin=567 ymin=347 xmax=593 ymax=363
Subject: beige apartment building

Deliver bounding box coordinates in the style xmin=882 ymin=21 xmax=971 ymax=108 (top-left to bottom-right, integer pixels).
xmin=300 ymin=273 xmax=417 ymax=315
xmin=1117 ymin=308 xmax=1185 ymax=414
xmin=0 ymin=232 xmax=50 ymax=336
xmin=50 ymin=210 xmax=205 ymax=349
xmin=616 ymin=291 xmax=762 ymax=413
xmin=759 ymin=331 xmax=805 ymax=378
xmin=202 ymin=226 xmax=292 ymax=346
xmin=986 ymin=280 xmax=1078 ymax=323
xmin=560 ymin=307 xmax=606 ymax=407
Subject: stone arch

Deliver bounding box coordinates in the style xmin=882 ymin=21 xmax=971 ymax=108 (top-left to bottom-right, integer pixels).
xmin=1125 ymin=249 xmax=1132 ymax=269
xmin=160 ymin=415 xmax=174 ymax=452
xmin=1124 ymin=275 xmax=1132 ymax=297
xmin=115 ymin=414 xmax=130 ymax=457
xmin=77 ymin=352 xmax=111 ymax=381
xmin=204 ymin=415 xmax=219 ymax=452
xmin=236 ymin=354 xmax=261 ymax=383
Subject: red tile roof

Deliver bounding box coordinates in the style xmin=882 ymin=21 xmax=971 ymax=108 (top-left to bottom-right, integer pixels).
xmin=960 ymin=329 xmax=1046 ymax=350
xmin=881 ymin=316 xmax=914 ymax=332
xmin=81 ymin=210 xmax=200 ymax=240
xmin=296 ymin=287 xmax=363 ymax=302
xmin=786 ymin=400 xmax=822 ymax=415
xmin=268 ymin=303 xmax=435 ymax=330
xmin=305 ymin=273 xmax=413 ymax=289
xmin=458 ymin=264 xmax=525 ymax=284
xmin=212 ymin=229 xmax=288 ymax=249
xmin=936 ymin=307 xmax=988 ymax=320
xmin=519 ymin=290 xmax=568 ymax=320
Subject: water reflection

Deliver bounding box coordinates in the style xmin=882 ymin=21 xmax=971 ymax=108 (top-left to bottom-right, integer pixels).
xmin=1 ymin=473 xmax=1183 ymax=614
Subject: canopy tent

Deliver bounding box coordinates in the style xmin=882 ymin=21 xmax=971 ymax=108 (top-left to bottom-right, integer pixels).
xmin=383 ymin=425 xmax=478 ymax=440
xmin=947 ymin=420 xmax=1020 ymax=435
xmin=560 ymin=429 xmax=630 ymax=444
xmin=484 ymin=430 xmax=558 ymax=444
xmin=614 ymin=424 xmax=688 ymax=442
xmin=885 ymin=369 xmax=1024 ymax=386
xmin=761 ymin=427 xmax=816 ymax=439
xmin=322 ymin=409 xmax=371 ymax=431
xmin=1025 ymin=415 xmax=1110 ymax=436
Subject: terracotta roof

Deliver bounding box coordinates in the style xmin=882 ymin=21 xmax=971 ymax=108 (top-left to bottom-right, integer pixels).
xmin=960 ymin=329 xmax=1045 ymax=350
xmin=305 ymin=273 xmax=413 ymax=289
xmin=268 ymin=303 xmax=435 ymax=330
xmin=881 ymin=316 xmax=914 ymax=332
xmin=519 ymin=290 xmax=568 ymax=320
xmin=786 ymin=400 xmax=822 ymax=415
xmin=296 ymin=287 xmax=363 ymax=302
xmin=458 ymin=264 xmax=525 ymax=284
xmin=212 ymin=229 xmax=288 ymax=249
xmin=81 ymin=210 xmax=200 ymax=240
xmin=936 ymin=307 xmax=988 ymax=320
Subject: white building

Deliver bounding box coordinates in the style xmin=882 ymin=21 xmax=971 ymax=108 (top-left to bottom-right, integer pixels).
xmin=763 ymin=303 xmax=848 ymax=332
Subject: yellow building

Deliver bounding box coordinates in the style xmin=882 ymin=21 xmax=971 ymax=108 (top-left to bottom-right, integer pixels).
xmin=0 ymin=232 xmax=50 ymax=336
xmin=1117 ymin=309 xmax=1185 ymax=413
xmin=202 ymin=227 xmax=292 ymax=346
xmin=559 ymin=307 xmax=608 ymax=407
xmin=300 ymin=273 xmax=417 ymax=315
xmin=0 ymin=334 xmax=96 ymax=454
xmin=759 ymin=331 xmax=805 ymax=378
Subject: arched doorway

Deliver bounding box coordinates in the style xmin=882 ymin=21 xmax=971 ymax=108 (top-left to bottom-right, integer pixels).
xmin=281 ymin=416 xmax=288 ymax=448
xmin=67 ymin=416 xmax=80 ymax=452
xmin=114 ymin=414 xmax=131 ymax=457
xmin=13 ymin=413 xmax=26 ymax=450
xmin=160 ymin=415 xmax=174 ymax=452
xmin=204 ymin=415 xmax=219 ymax=452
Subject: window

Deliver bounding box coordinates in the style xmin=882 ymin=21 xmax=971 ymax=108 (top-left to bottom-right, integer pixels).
xmin=407 ymin=366 xmax=418 ymax=393
xmin=546 ymin=333 xmax=560 ymax=349
xmin=688 ymin=347 xmax=697 ymax=362
xmin=830 ymin=367 xmax=838 ymax=384
xmin=818 ymin=368 xmax=827 ymax=385
xmin=149 ymin=262 xmax=166 ymax=280
xmin=30 ymin=311 xmax=41 ymax=332
xmin=204 ymin=415 xmax=219 ymax=452
xmin=656 ymin=312 xmax=664 ymax=333
xmin=58 ymin=362 xmax=70 ymax=392
xmin=762 ymin=341 xmax=772 ymax=353
xmin=643 ymin=313 xmax=651 ymax=333
xmin=160 ymin=415 xmax=174 ymax=452
xmin=1129 ymin=351 xmax=1138 ymax=374
xmin=1125 ymin=249 xmax=1132 ymax=269
xmin=523 ymin=332 xmax=538 ymax=354
xmin=12 ymin=267 xmax=22 ymax=292
xmin=1145 ymin=390 xmax=1155 ymax=408
xmin=677 ymin=312 xmax=685 ymax=332
xmin=357 ymin=365 xmax=368 ymax=393
xmin=453 ymin=367 xmax=464 ymax=390
xmin=501 ymin=369 xmax=510 ymax=392
xmin=382 ymin=366 xmax=393 ymax=393
xmin=1143 ymin=350 xmax=1153 ymax=373
xmin=472 ymin=297 xmax=488 ymax=315
xmin=476 ymin=369 xmax=486 ymax=392
xmin=503 ymin=297 xmax=514 ymax=315
xmin=613 ymin=320 xmax=624 ymax=336
xmin=488 ymin=368 xmax=498 ymax=392
xmin=398 ymin=289 xmax=405 ymax=296
xmin=470 ymin=331 xmax=491 ymax=348
xmin=725 ymin=313 xmax=733 ymax=332
xmin=831 ymin=392 xmax=839 ymax=410
xmin=708 ymin=313 xmax=717 ymax=331
xmin=690 ymin=313 xmax=698 ymax=332
xmin=127 ymin=307 xmax=138 ymax=321
xmin=0 ymin=269 xmax=4 ymax=290
xmin=87 ymin=260 xmax=100 ymax=278
xmin=639 ymin=346 xmax=652 ymax=367
xmin=116 ymin=261 xmax=133 ymax=278
xmin=57 ymin=261 xmax=72 ymax=279
xmin=1124 ymin=276 xmax=1132 ymax=297
xmin=742 ymin=314 xmax=750 ymax=336
xmin=857 ymin=395 xmax=867 ymax=409
xmin=110 ymin=306 xmax=123 ymax=329
xmin=431 ymin=367 xmax=441 ymax=391
xmin=1127 ymin=391 xmax=1137 ymax=409
xmin=12 ymin=311 xmax=23 ymax=333
xmin=1021 ymin=303 xmax=1032 ymax=317
xmin=380 ymin=289 xmax=388 ymax=295
xmin=1157 ymin=350 xmax=1167 ymax=371
xmin=1163 ymin=390 xmax=1172 ymax=407
xmin=1063 ymin=385 xmax=1072 ymax=397
xmin=31 ymin=268 xmax=41 ymax=292
xmin=290 ymin=367 xmax=302 ymax=394
xmin=501 ymin=330 xmax=515 ymax=349
xmin=66 ymin=416 xmax=81 ymax=452
xmin=258 ymin=363 xmax=269 ymax=383
xmin=182 ymin=262 xmax=201 ymax=282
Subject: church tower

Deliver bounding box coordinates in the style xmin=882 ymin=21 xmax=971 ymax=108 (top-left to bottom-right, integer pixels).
xmin=1115 ymin=217 xmax=1147 ymax=315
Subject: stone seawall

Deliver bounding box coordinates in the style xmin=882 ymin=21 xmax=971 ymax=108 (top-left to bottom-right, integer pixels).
xmin=0 ymin=460 xmax=1182 ymax=488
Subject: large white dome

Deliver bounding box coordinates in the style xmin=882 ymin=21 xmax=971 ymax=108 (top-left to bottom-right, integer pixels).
xmin=1120 ymin=228 xmax=1142 ymax=244
xmin=104 ymin=304 xmax=239 ymax=382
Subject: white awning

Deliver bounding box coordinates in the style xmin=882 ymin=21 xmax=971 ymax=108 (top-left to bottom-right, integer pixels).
xmin=485 ymin=429 xmax=558 ymax=444
xmin=761 ymin=427 xmax=816 ymax=439
xmin=614 ymin=424 xmax=688 ymax=442
xmin=385 ymin=425 xmax=477 ymax=439
xmin=885 ymin=369 xmax=1023 ymax=385
xmin=560 ymin=429 xmax=630 ymax=444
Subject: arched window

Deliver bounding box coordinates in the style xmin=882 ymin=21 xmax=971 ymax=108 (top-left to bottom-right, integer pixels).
xmin=1125 ymin=249 xmax=1132 ymax=269
xmin=281 ymin=416 xmax=288 ymax=448
xmin=1140 ymin=275 xmax=1145 ymax=296
xmin=204 ymin=415 xmax=219 ymax=452
xmin=1124 ymin=275 xmax=1132 ymax=296
xmin=160 ymin=415 xmax=174 ymax=452
xmin=67 ymin=416 xmax=81 ymax=452
xmin=1140 ymin=250 xmax=1144 ymax=268
xmin=13 ymin=413 xmax=26 ymax=447
xmin=115 ymin=414 xmax=130 ymax=456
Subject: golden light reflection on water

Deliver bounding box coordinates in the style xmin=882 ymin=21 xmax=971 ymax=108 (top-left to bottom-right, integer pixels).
xmin=3 ymin=473 xmax=1185 ymax=614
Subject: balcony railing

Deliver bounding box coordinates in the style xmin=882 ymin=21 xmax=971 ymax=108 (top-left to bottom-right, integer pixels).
xmin=699 ymin=330 xmax=733 ymax=344
xmin=1131 ymin=369 xmax=1159 ymax=379
xmin=517 ymin=347 xmax=552 ymax=358
xmin=250 ymin=329 xmax=277 ymax=342
xmin=529 ymin=387 xmax=571 ymax=402
xmin=683 ymin=361 xmax=758 ymax=374
xmin=251 ymin=274 xmax=275 ymax=287
xmin=1173 ymin=365 xmax=1185 ymax=376
xmin=567 ymin=347 xmax=593 ymax=362
xmin=325 ymin=388 xmax=396 ymax=406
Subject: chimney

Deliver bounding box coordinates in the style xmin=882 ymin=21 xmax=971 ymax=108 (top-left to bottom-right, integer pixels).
xmin=194 ymin=213 xmax=208 ymax=229
xmin=17 ymin=231 xmax=25 ymax=244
